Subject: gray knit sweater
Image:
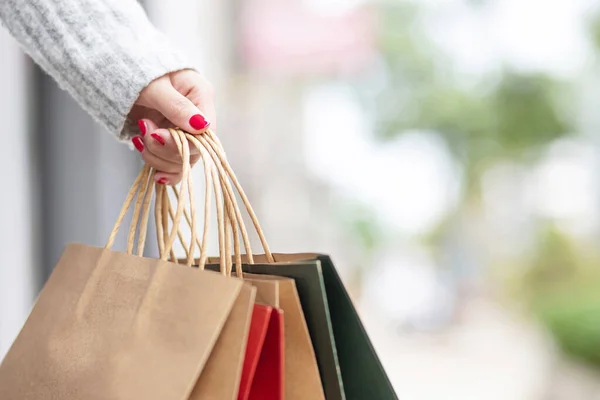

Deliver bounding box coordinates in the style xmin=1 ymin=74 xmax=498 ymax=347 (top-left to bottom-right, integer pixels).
xmin=0 ymin=0 xmax=193 ymax=140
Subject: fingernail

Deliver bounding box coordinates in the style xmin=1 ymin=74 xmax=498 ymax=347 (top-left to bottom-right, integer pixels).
xmin=137 ymin=119 xmax=147 ymax=136
xmin=151 ymin=133 xmax=166 ymax=146
xmin=189 ymin=114 xmax=210 ymax=130
xmin=132 ymin=136 xmax=144 ymax=152
xmin=157 ymin=178 xmax=168 ymax=185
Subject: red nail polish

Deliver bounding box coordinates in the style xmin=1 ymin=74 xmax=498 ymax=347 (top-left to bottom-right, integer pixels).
xmin=132 ymin=136 xmax=144 ymax=152
xmin=137 ymin=119 xmax=147 ymax=136
xmin=189 ymin=114 xmax=210 ymax=130
xmin=151 ymin=133 xmax=166 ymax=146
xmin=157 ymin=178 xmax=168 ymax=185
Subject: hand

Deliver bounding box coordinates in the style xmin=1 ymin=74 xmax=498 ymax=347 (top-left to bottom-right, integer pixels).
xmin=128 ymin=69 xmax=215 ymax=185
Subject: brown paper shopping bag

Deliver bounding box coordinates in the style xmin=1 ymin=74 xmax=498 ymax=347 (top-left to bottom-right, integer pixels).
xmin=189 ymin=282 xmax=255 ymax=400
xmin=0 ymin=243 xmax=245 ymax=400
xmin=0 ymin=131 xmax=254 ymax=400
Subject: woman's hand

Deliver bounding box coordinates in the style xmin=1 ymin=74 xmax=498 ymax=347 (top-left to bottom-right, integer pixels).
xmin=128 ymin=69 xmax=215 ymax=185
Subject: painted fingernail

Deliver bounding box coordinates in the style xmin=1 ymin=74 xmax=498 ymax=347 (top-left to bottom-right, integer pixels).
xmin=137 ymin=119 xmax=147 ymax=136
xmin=157 ymin=178 xmax=168 ymax=185
xmin=132 ymin=136 xmax=144 ymax=152
xmin=151 ymin=133 xmax=166 ymax=146
xmin=189 ymin=114 xmax=210 ymax=130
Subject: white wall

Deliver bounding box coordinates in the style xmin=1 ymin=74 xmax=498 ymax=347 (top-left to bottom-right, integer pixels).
xmin=0 ymin=30 xmax=37 ymax=359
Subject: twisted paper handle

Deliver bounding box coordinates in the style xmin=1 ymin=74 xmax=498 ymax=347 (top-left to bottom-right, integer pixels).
xmin=149 ymin=128 xmax=230 ymax=272
xmin=159 ymin=128 xmax=274 ymax=277
xmin=104 ymin=129 xmax=196 ymax=264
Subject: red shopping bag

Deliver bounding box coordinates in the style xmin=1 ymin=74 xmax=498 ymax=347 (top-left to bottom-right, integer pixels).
xmin=238 ymin=305 xmax=284 ymax=400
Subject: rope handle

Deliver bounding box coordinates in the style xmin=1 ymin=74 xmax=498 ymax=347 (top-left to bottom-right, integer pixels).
xmin=201 ymin=131 xmax=273 ymax=262
xmin=159 ymin=128 xmax=275 ymax=277
xmin=162 ymin=163 xmax=242 ymax=275
xmin=156 ymin=130 xmax=232 ymax=271
xmin=104 ymin=129 xmax=195 ymax=264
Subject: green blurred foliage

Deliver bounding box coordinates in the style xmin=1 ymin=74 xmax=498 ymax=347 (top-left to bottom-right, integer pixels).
xmin=587 ymin=10 xmax=600 ymax=53
xmin=369 ymin=2 xmax=573 ymax=190
xmin=523 ymin=224 xmax=582 ymax=291
xmin=334 ymin=200 xmax=387 ymax=292
xmin=535 ymin=290 xmax=600 ymax=367
xmin=336 ymin=201 xmax=385 ymax=256
xmin=525 ymin=225 xmax=600 ymax=367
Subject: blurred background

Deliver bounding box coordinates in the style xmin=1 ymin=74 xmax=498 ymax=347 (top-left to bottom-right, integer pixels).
xmin=3 ymin=0 xmax=600 ymax=398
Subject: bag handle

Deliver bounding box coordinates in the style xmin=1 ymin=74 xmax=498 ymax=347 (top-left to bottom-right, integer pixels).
xmin=158 ymin=128 xmax=275 ymax=277
xmin=200 ymin=131 xmax=273 ymax=262
xmin=153 ymin=129 xmax=230 ymax=271
xmin=157 ymin=128 xmax=200 ymax=267
xmin=161 ymin=164 xmax=242 ymax=275
xmin=104 ymin=129 xmax=196 ymax=264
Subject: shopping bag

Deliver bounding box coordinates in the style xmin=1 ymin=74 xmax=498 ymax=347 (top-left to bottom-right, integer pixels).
xmin=188 ymin=282 xmax=256 ymax=400
xmin=243 ymin=259 xmax=344 ymax=399
xmin=238 ymin=305 xmax=273 ymax=400
xmin=200 ymin=268 xmax=325 ymax=400
xmin=238 ymin=304 xmax=284 ymax=400
xmin=200 ymin=266 xmax=325 ymax=400
xmin=0 ymin=132 xmax=255 ymax=400
xmin=230 ymin=273 xmax=326 ymax=400
xmin=248 ymin=306 xmax=283 ymax=400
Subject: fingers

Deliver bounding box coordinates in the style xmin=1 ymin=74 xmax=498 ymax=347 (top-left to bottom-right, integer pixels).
xmin=131 ymin=137 xmax=184 ymax=185
xmin=141 ymin=124 xmax=200 ymax=162
xmin=140 ymin=75 xmax=212 ymax=135
xmin=132 ymin=70 xmax=216 ymax=183
xmin=136 ymin=118 xmax=158 ymax=137
xmin=154 ymin=171 xmax=183 ymax=186
xmin=133 ymin=119 xmax=201 ymax=185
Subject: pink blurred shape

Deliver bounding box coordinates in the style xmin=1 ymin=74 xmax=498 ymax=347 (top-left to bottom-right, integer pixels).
xmin=240 ymin=0 xmax=376 ymax=76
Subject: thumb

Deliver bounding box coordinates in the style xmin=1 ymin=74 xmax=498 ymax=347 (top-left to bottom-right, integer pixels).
xmin=149 ymin=82 xmax=211 ymax=134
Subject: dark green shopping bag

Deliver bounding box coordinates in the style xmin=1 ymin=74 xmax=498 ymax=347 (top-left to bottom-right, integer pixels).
xmin=205 ymin=254 xmax=398 ymax=400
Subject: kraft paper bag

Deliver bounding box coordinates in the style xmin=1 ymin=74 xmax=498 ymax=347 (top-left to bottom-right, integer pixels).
xmin=0 ymin=129 xmax=256 ymax=400
xmin=189 ymin=283 xmax=256 ymax=400
xmin=0 ymin=243 xmax=245 ymax=400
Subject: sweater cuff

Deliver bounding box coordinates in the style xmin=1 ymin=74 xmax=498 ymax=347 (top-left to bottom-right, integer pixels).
xmin=84 ymin=0 xmax=198 ymax=141
xmin=106 ymin=36 xmax=196 ymax=142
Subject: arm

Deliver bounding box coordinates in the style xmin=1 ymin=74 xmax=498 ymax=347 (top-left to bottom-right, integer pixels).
xmin=0 ymin=0 xmax=192 ymax=140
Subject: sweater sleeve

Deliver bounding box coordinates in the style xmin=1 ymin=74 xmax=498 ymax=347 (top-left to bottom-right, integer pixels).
xmin=0 ymin=0 xmax=194 ymax=141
